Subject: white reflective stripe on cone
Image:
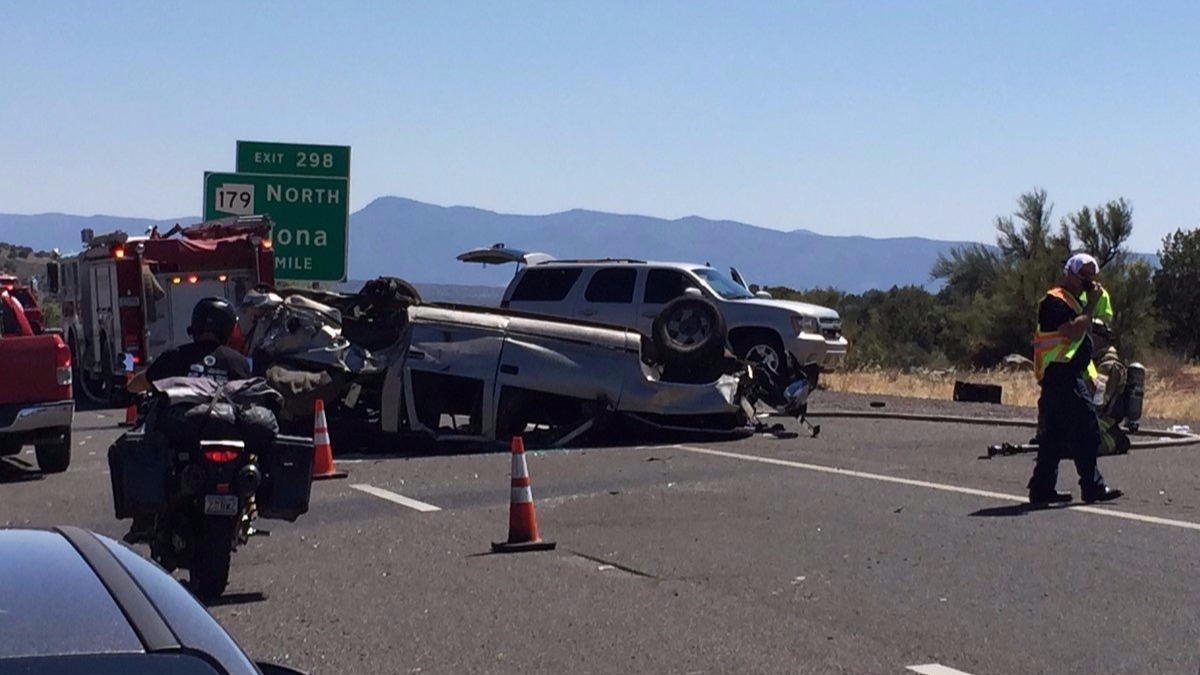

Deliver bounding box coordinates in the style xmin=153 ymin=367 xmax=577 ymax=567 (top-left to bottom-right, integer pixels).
xmin=511 ymin=486 xmax=533 ymax=504
xmin=511 ymin=455 xmax=529 ymax=479
xmin=315 ymin=431 xmax=331 ymax=445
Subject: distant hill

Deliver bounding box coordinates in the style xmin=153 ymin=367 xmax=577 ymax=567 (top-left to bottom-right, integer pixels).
xmin=0 ymin=243 xmax=57 ymax=288
xmin=0 ymin=198 xmax=1157 ymax=294
xmin=338 ymin=279 xmax=505 ymax=306
xmin=346 ymin=197 xmax=979 ymax=293
xmin=0 ymin=213 xmax=200 ymax=256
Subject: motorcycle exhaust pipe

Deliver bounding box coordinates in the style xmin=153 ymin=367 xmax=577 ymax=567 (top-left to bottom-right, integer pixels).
xmin=235 ymin=464 xmax=262 ymax=497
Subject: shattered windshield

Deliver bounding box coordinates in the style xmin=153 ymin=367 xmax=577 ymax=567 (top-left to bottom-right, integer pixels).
xmin=691 ymin=267 xmax=754 ymax=300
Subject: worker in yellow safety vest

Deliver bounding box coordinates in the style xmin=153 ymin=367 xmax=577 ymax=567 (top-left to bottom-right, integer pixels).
xmin=1027 ymin=253 xmax=1123 ymax=505
xmin=1029 ymin=257 xmax=1114 ymax=445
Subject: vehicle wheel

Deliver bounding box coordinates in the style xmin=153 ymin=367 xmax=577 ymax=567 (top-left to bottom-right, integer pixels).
xmin=100 ymin=333 xmax=117 ymax=406
xmin=389 ymin=277 xmax=422 ymax=305
xmin=651 ymin=296 xmax=726 ymax=367
xmin=732 ymin=332 xmax=787 ymax=375
xmin=190 ymin=517 xmax=234 ymax=601
xmin=35 ymin=429 xmax=71 ymax=473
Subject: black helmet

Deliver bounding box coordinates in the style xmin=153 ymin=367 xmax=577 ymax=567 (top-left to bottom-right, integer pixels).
xmin=189 ymin=297 xmax=238 ymax=343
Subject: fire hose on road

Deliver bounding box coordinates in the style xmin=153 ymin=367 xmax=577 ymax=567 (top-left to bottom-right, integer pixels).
xmin=787 ymin=409 xmax=1200 ymax=456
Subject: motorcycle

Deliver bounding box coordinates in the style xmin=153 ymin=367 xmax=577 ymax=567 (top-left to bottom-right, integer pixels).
xmin=151 ymin=435 xmax=259 ymax=599
xmin=109 ymin=376 xmax=314 ymax=600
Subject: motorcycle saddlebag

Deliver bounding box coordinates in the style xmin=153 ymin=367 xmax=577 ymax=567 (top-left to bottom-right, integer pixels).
xmin=256 ymin=434 xmax=315 ymax=522
xmin=107 ymin=430 xmax=170 ymax=519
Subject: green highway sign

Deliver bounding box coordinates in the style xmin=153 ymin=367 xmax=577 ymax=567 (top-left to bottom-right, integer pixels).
xmin=236 ymin=140 xmax=351 ymax=179
xmin=203 ymin=172 xmax=349 ymax=282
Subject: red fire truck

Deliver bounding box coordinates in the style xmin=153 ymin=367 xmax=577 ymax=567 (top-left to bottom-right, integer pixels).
xmin=47 ymin=215 xmax=275 ymax=404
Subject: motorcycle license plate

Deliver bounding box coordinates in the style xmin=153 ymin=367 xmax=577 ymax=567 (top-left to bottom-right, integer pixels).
xmin=203 ymin=495 xmax=239 ymax=516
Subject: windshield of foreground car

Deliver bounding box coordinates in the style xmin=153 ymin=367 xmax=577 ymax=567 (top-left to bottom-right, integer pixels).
xmin=691 ymin=268 xmax=754 ymax=300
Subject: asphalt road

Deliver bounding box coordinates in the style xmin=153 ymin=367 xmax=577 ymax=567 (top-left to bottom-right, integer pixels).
xmin=4 ymin=406 xmax=1200 ymax=675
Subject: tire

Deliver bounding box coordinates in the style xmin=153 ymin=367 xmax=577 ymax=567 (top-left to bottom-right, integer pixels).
xmin=651 ymin=296 xmax=727 ymax=367
xmin=100 ymin=333 xmax=118 ymax=406
xmin=190 ymin=517 xmax=235 ymax=601
xmin=35 ymin=429 xmax=71 ymax=473
xmin=732 ymin=331 xmax=787 ymax=376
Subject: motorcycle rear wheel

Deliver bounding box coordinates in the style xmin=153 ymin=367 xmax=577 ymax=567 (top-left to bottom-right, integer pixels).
xmin=189 ymin=516 xmax=235 ymax=601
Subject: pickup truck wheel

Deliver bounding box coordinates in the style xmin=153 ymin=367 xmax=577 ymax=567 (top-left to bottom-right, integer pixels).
xmin=35 ymin=429 xmax=71 ymax=473
xmin=652 ymin=297 xmax=726 ymax=366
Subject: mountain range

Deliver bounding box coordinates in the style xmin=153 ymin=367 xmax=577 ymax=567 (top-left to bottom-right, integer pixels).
xmin=0 ymin=197 xmax=1131 ymax=294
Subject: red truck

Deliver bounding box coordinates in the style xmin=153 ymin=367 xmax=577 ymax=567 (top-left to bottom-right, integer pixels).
xmin=0 ymin=289 xmax=74 ymax=473
xmin=0 ymin=275 xmax=44 ymax=333
xmin=45 ymin=215 xmax=275 ymax=405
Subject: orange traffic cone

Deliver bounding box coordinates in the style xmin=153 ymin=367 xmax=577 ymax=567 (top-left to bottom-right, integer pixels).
xmin=492 ymin=437 xmax=556 ymax=553
xmin=311 ymin=399 xmax=347 ymax=480
xmin=118 ymin=372 xmax=137 ymax=428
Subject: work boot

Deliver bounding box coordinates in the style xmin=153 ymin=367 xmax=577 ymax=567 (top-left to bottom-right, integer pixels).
xmin=1028 ymin=490 xmax=1072 ymax=505
xmin=1082 ymin=486 xmax=1124 ymax=503
xmin=122 ymin=514 xmax=155 ymax=544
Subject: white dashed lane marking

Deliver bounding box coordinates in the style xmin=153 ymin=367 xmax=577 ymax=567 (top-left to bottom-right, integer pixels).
xmin=675 ymin=444 xmax=1200 ymax=533
xmin=350 ymin=484 xmax=441 ymax=512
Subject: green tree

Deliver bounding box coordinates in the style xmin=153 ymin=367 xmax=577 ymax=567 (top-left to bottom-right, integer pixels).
xmin=1066 ymin=198 xmax=1134 ymax=268
xmin=1154 ymin=227 xmax=1200 ymax=358
xmin=930 ymin=188 xmax=1159 ymax=366
xmin=1063 ymin=198 xmax=1159 ymax=359
xmin=930 ymin=244 xmax=1000 ymax=300
xmin=39 ymin=300 xmax=63 ymax=329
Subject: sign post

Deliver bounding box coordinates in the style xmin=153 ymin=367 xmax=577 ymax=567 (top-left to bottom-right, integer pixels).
xmin=203 ymin=141 xmax=351 ymax=282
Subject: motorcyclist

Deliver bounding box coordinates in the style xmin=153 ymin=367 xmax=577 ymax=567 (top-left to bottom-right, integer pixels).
xmin=128 ymin=297 xmax=251 ymax=393
xmin=122 ymin=297 xmax=251 ymax=543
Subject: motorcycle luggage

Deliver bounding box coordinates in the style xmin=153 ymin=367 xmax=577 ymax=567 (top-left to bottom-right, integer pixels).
xmin=256 ymin=434 xmax=315 ymax=521
xmin=236 ymin=403 xmax=280 ymax=455
xmin=107 ymin=430 xmax=170 ymax=519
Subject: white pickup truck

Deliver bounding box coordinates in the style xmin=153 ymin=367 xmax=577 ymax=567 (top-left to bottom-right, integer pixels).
xmin=457 ymin=245 xmax=849 ymax=378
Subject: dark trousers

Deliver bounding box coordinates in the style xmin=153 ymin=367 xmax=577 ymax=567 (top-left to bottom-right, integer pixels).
xmin=1028 ymin=376 xmax=1107 ymax=495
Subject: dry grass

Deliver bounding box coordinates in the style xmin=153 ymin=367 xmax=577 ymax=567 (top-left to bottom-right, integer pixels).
xmin=824 ymin=362 xmax=1200 ymax=422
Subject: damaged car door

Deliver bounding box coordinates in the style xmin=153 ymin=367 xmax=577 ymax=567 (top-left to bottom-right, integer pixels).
xmin=400 ymin=306 xmax=508 ymax=440
xmin=492 ymin=314 xmax=630 ymax=440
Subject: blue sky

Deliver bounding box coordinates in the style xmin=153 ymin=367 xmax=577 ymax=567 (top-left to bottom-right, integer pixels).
xmin=1 ymin=0 xmax=1196 ymax=253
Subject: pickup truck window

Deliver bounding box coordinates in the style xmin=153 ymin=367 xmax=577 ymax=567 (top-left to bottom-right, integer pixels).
xmin=2 ymin=296 xmax=25 ymax=335
xmin=511 ymin=268 xmax=582 ymax=302
xmin=644 ymin=269 xmax=691 ymax=304
xmin=691 ymin=268 xmax=754 ymax=300
xmin=584 ymin=268 xmax=637 ymax=303
xmin=10 ymin=288 xmax=37 ymax=308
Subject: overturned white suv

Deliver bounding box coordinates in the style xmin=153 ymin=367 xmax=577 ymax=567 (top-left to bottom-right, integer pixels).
xmin=240 ymin=277 xmax=817 ymax=450
xmin=458 ymin=245 xmax=850 ymax=378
